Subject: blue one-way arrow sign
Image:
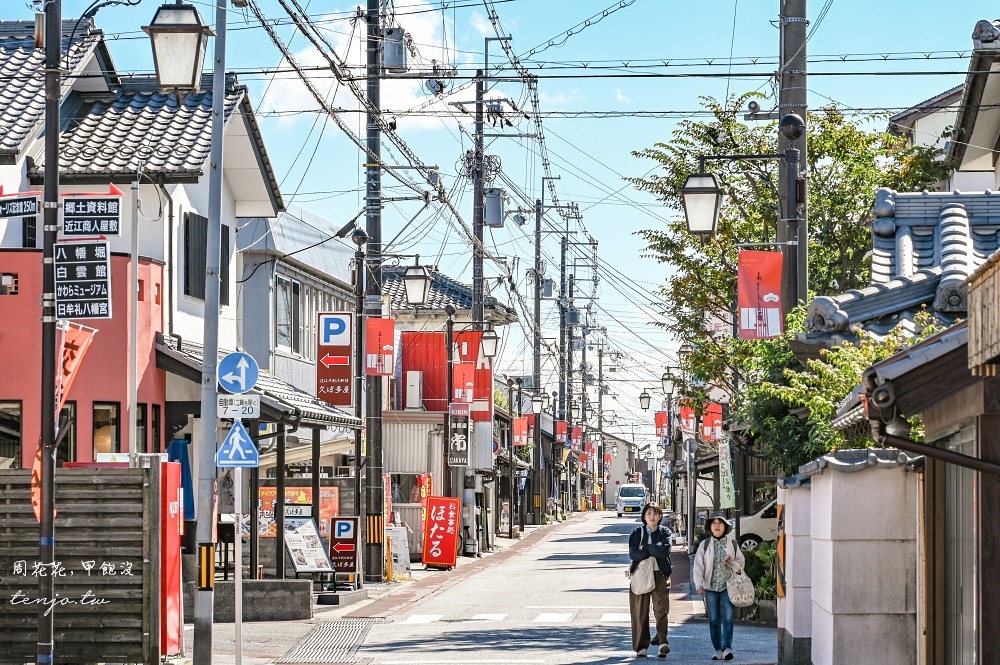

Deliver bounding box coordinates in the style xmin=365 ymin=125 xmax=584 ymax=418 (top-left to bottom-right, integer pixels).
xmin=216 ymin=421 xmax=259 ymax=468
xmin=218 ymin=352 xmax=259 ymax=394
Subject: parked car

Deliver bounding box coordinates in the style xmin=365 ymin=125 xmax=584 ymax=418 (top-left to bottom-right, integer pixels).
xmin=615 ymin=483 xmax=649 ymax=517
xmin=735 ymin=499 xmax=778 ymax=551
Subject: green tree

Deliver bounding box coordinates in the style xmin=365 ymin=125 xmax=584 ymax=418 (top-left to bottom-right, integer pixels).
xmin=631 ymin=93 xmax=953 ymax=472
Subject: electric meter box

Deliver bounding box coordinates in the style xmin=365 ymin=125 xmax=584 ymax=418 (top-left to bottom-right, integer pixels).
xmin=484 ymin=188 xmax=505 ymax=227
xmin=381 ymin=28 xmax=407 ymax=72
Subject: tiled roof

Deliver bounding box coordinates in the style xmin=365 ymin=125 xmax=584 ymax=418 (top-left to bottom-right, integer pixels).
xmin=382 ymin=264 xmax=517 ymax=322
xmin=155 ymin=335 xmax=360 ymax=428
xmin=0 ymin=19 xmax=110 ymax=160
xmin=28 ymin=73 xmax=270 ymax=186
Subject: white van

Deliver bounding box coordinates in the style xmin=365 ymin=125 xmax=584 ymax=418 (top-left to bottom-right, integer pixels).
xmin=615 ymin=484 xmax=649 ymax=517
xmin=735 ymin=499 xmax=779 ymax=551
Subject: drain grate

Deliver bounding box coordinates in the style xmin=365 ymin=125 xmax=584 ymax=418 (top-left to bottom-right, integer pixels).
xmin=276 ymin=619 xmax=381 ymax=664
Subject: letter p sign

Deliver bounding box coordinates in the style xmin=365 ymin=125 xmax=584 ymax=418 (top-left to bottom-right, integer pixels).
xmin=335 ymin=519 xmax=355 ymax=539
xmin=319 ymin=314 xmax=352 ymax=346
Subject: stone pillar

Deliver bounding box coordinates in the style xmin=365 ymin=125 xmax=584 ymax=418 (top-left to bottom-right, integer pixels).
xmin=777 ymin=481 xmax=812 ymax=664
xmin=810 ymin=454 xmax=918 ymax=665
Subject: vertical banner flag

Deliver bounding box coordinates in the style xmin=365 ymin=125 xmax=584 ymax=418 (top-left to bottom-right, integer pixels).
xmin=718 ymin=440 xmax=736 ymax=509
xmin=737 ymin=250 xmax=784 ymax=340
xmin=383 ymin=473 xmax=392 ymax=523
xmin=57 ymin=324 xmax=96 ymax=413
xmin=525 ymin=414 xmax=536 ymax=440
xmin=452 ymin=362 xmax=475 ymax=403
xmin=571 ymin=427 xmax=582 ymax=451
xmin=365 ymin=318 xmax=395 ymax=375
xmin=513 ymin=417 xmax=528 ymax=447
xmin=453 ymin=331 xmax=493 ymax=421
xmin=556 ymin=421 xmax=568 ymax=444
xmin=422 ymin=496 xmax=461 ymax=567
xmin=654 ymin=411 xmax=668 ymax=438
xmin=448 ymin=402 xmax=471 ymax=466
xmin=603 ymin=453 xmax=612 ymax=482
xmin=317 ymin=312 xmax=354 ymax=407
xmin=702 ymin=403 xmax=723 ymax=441
xmin=418 ymin=474 xmax=432 ymax=540
xmin=679 ymin=400 xmax=696 ymax=433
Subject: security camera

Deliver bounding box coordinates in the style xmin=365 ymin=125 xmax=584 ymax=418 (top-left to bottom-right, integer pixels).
xmin=747 ymin=100 xmax=760 ymax=115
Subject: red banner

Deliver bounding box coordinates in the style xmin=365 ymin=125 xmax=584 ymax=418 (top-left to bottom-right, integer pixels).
xmin=452 ymin=362 xmax=475 ymax=404
xmin=452 ymin=331 xmax=493 ymax=421
xmin=571 ymin=427 xmax=582 ymax=450
xmin=679 ymin=401 xmax=696 ymax=432
xmin=556 ymin=420 xmax=568 ymax=444
xmin=422 ymin=496 xmax=461 ymax=567
xmin=365 ymin=318 xmax=395 ymax=375
xmin=58 ymin=324 xmax=96 ymax=412
xmin=418 ymin=474 xmax=432 ymax=540
xmin=525 ymin=414 xmax=536 ymax=439
xmin=737 ymin=250 xmax=784 ymax=340
xmin=513 ymin=417 xmax=529 ymax=446
xmin=654 ymin=411 xmax=668 ymax=438
xmin=702 ymin=403 xmax=724 ymax=441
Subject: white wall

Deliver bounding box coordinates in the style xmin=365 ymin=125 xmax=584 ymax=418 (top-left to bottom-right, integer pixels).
xmin=778 ymin=483 xmax=813 ymax=664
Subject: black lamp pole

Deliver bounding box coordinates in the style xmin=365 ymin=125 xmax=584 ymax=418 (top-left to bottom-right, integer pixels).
xmin=506 ymin=379 xmax=515 ymax=539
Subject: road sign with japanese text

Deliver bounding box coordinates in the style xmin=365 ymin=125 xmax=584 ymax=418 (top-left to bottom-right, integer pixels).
xmin=328 ymin=516 xmax=359 ymax=573
xmin=61 ymin=186 xmax=124 ymax=236
xmin=0 ymin=192 xmax=39 ymax=219
xmin=317 ymin=312 xmax=353 ymax=407
xmin=54 ymin=240 xmax=111 ymax=320
xmin=422 ymin=496 xmax=461 ymax=568
xmin=448 ymin=402 xmax=471 ymax=466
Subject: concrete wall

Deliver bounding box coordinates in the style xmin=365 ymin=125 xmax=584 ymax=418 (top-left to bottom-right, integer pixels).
xmin=810 ymin=462 xmax=918 ymax=665
xmin=777 ymin=483 xmax=812 ymax=665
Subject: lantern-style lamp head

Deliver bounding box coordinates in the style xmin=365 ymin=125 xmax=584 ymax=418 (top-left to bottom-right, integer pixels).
xmin=571 ymin=402 xmax=581 ymax=420
xmin=612 ymin=443 xmax=619 ymax=457
xmin=143 ymin=2 xmax=214 ymax=91
xmin=680 ymin=172 xmax=723 ymax=235
xmin=402 ymin=264 xmax=432 ymax=306
xmin=480 ymin=326 xmax=499 ymax=358
xmin=639 ymin=389 xmax=652 ymax=411
xmin=661 ymin=372 xmax=674 ymax=396
xmin=531 ymin=392 xmax=545 ymax=415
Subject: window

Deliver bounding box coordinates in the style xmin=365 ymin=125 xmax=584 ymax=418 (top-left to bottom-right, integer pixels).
xmin=22 ymin=216 xmax=36 ymax=248
xmin=56 ymin=403 xmax=76 ymax=465
xmin=0 ymin=401 xmax=22 ymax=469
xmin=387 ymin=473 xmax=423 ymax=504
xmin=183 ymin=212 xmax=207 ymax=299
xmin=276 ymin=275 xmax=300 ymax=353
xmin=152 ymin=404 xmax=161 ymax=454
xmin=0 ymin=273 xmax=17 ymax=296
xmin=93 ymin=402 xmax=120 ymax=459
xmin=136 ymin=403 xmax=147 ymax=454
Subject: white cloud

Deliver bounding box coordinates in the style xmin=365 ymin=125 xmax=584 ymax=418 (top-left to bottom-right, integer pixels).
xmin=468 ymin=11 xmax=493 ymax=38
xmin=615 ymin=89 xmax=630 ymax=104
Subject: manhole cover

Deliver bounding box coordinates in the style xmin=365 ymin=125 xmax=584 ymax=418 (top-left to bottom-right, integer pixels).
xmin=276 ymin=619 xmax=381 ymax=664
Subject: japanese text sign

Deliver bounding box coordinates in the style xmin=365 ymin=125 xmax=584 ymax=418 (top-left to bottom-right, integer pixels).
xmin=54 ymin=240 xmax=111 ymax=320
xmin=679 ymin=401 xmax=696 ymax=433
xmin=452 ymin=362 xmax=475 ymax=403
xmin=448 ymin=402 xmax=471 ymax=466
xmin=365 ymin=318 xmax=395 ymax=376
xmin=571 ymin=427 xmax=582 ymax=451
xmin=61 ymin=193 xmax=123 ymax=236
xmin=737 ymin=250 xmax=784 ymax=340
xmin=452 ymin=331 xmax=493 ymax=421
xmin=421 ymin=496 xmax=461 ymax=567
xmin=316 ymin=312 xmax=353 ymax=407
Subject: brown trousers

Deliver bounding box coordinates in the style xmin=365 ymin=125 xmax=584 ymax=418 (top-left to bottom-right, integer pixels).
xmin=629 ymin=570 xmax=670 ymax=652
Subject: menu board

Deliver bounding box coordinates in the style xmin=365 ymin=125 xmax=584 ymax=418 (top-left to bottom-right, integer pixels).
xmin=283 ymin=517 xmax=334 ymax=574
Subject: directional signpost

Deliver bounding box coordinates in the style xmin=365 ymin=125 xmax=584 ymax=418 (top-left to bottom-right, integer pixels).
xmin=215 ymin=352 xmax=260 ymax=665
xmin=316 ymin=312 xmax=354 ymax=407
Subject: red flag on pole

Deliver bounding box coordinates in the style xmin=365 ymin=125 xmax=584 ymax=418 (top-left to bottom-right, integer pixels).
xmin=513 ymin=418 xmax=529 ymax=446
xmin=57 ymin=324 xmax=96 ymax=412
xmin=556 ymin=421 xmax=568 ymax=443
xmin=654 ymin=411 xmax=668 ymax=437
xmin=737 ymin=250 xmax=784 ymax=340
xmin=365 ymin=318 xmax=395 ymax=375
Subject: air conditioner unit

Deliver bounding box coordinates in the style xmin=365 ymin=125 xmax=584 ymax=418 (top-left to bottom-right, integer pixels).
xmin=335 ymin=466 xmax=353 ymax=478
xmin=405 ymin=370 xmax=423 ymax=410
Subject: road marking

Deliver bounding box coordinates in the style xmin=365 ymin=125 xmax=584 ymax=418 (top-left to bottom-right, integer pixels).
xmin=382 ymin=661 xmax=544 ymax=664
xmin=402 ymin=614 xmax=443 ymax=624
xmin=525 ymin=605 xmax=625 ymax=609
xmin=469 ymin=613 xmax=507 ymax=621
xmin=599 ymin=612 xmax=631 ymax=622
xmin=532 ymin=613 xmax=572 ymax=623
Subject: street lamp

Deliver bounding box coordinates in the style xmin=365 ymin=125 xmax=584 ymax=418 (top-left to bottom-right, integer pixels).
xmin=480 ymin=325 xmax=500 ymax=358
xmin=638 ymin=389 xmax=652 ymax=411
xmin=679 ymin=172 xmax=724 ymax=235
xmin=530 ymin=392 xmax=545 ymax=415
xmin=571 ymin=401 xmax=581 ymax=420
xmin=661 ymin=372 xmax=675 ymax=396
xmin=143 ymin=2 xmax=214 ymax=91
xmin=351 ymin=228 xmax=368 ymax=530
xmin=402 ymin=263 xmax=432 ymax=306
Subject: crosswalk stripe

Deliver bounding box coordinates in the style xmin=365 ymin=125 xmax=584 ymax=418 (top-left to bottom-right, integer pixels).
xmin=599 ymin=612 xmax=631 ymax=622
xmin=532 ymin=613 xmax=572 ymax=623
xmin=469 ymin=613 xmax=507 ymax=621
xmin=402 ymin=615 xmax=443 ymax=624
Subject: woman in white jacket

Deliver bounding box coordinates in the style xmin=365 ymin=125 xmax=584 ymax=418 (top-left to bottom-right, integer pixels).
xmin=692 ymin=511 xmax=745 ymax=661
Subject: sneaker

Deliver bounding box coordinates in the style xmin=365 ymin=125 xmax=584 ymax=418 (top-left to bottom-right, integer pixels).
xmin=657 ymin=642 xmax=670 ymax=658
xmin=712 ymin=651 xmax=723 ymax=660
xmin=636 ymin=648 xmax=648 ymax=657
xmin=723 ymin=648 xmax=734 ymax=660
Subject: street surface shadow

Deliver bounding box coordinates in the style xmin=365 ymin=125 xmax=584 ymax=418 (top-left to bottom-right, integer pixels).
xmin=359 ymin=623 xmax=630 ymax=655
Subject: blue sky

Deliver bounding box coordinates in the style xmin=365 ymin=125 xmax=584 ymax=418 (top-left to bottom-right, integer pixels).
xmin=15 ymin=0 xmax=998 ymax=441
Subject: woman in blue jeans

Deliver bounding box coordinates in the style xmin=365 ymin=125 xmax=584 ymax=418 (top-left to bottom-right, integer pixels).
xmin=692 ymin=512 xmax=745 ymax=660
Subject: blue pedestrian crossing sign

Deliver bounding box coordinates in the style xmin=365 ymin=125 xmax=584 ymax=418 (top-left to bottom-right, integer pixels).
xmin=216 ymin=421 xmax=259 ymax=468
xmin=218 ymin=352 xmax=259 ymax=394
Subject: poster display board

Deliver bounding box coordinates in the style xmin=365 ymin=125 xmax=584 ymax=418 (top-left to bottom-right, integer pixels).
xmin=385 ymin=525 xmax=412 ymax=575
xmin=257 ymin=486 xmax=339 ymax=537
xmin=422 ymin=496 xmax=461 ymax=568
xmin=283 ymin=517 xmax=334 ymax=574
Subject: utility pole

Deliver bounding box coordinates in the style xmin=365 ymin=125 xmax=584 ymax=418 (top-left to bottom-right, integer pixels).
xmin=352 ymin=230 xmax=366 ymax=588
xmin=472 ymin=68 xmax=485 ymax=328
xmin=558 ymin=234 xmax=568 ymax=426
xmin=38 ymin=2 xmax=61 ymax=661
xmin=566 ymin=274 xmax=575 ymax=513
xmin=779 ymin=0 xmax=808 ymax=307
xmin=533 ymin=198 xmax=542 ymax=397
xmin=363 ymin=0 xmax=385 ymax=583
xmin=597 ymin=343 xmax=605 ymax=510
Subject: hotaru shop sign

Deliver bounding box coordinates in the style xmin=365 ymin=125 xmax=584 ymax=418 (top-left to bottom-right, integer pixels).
xmin=54 ymin=240 xmax=111 ymax=320
xmin=422 ymin=496 xmax=461 ymax=568
xmin=448 ymin=402 xmax=471 ymax=466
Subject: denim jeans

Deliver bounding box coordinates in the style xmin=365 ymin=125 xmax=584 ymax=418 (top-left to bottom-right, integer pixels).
xmin=704 ymin=589 xmax=734 ymax=651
